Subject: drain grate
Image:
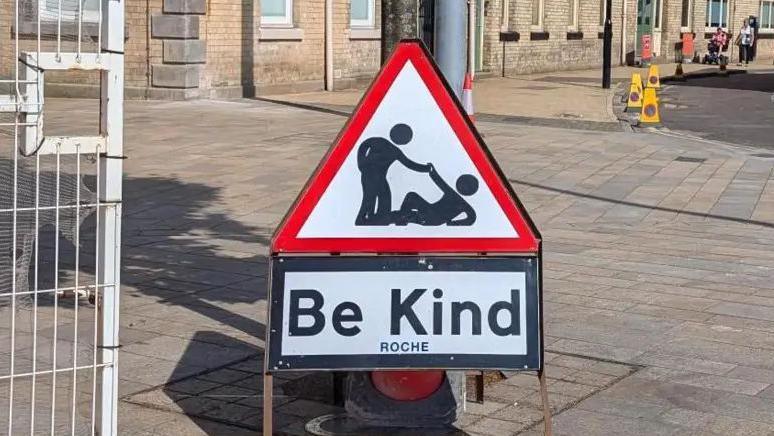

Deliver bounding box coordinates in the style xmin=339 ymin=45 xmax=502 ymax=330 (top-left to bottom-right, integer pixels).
xmin=753 ymin=153 xmax=774 ymax=159
xmin=674 ymin=156 xmax=707 ymax=163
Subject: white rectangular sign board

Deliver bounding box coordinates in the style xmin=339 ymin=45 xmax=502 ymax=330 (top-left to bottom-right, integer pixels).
xmin=266 ymin=256 xmax=541 ymax=371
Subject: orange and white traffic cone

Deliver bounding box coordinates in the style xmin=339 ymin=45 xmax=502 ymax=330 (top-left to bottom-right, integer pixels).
xmin=462 ymin=73 xmax=476 ymax=123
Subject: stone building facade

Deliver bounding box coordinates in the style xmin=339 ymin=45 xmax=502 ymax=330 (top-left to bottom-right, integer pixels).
xmin=0 ymin=0 xmax=382 ymax=98
xmin=0 ymin=0 xmax=771 ymax=99
xmin=480 ymin=0 xmax=773 ymax=77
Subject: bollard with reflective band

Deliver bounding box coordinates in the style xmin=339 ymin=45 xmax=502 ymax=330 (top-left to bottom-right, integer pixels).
xmin=345 ymin=371 xmax=465 ymax=427
xmin=627 ymin=83 xmax=642 ymax=109
xmin=462 ymin=73 xmax=476 ymax=123
xmin=646 ymin=64 xmax=661 ymax=88
xmin=640 ymin=87 xmax=660 ymax=124
xmin=631 ymin=73 xmax=644 ymax=94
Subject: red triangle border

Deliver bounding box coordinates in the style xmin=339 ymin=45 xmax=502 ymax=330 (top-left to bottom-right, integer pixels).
xmin=272 ymin=41 xmax=540 ymax=254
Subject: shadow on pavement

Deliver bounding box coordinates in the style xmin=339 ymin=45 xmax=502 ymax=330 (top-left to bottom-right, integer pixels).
xmin=119 ymin=331 xmax=341 ymax=434
xmin=525 ymin=75 xmax=628 ymax=89
xmin=510 ymin=178 xmax=774 ymax=228
xmin=669 ymin=72 xmax=774 ymax=92
xmin=115 ymin=174 xmax=276 ymax=432
xmin=120 ymin=174 xmax=269 ymax=338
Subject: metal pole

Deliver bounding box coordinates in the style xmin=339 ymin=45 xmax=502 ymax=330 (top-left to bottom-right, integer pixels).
xmin=434 ymin=0 xmax=469 ymax=412
xmin=435 ymin=0 xmax=467 ymax=98
xmin=263 ymin=373 xmax=274 ymax=435
xmin=382 ymin=0 xmax=419 ymax=63
xmin=325 ymin=0 xmax=333 ymax=90
xmin=602 ymin=0 xmax=613 ymax=88
xmin=468 ymin=0 xmax=475 ymax=79
xmin=98 ymin=0 xmax=124 ymax=432
xmin=621 ymin=0 xmax=627 ymax=65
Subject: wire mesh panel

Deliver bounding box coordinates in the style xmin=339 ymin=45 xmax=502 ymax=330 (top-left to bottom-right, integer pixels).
xmin=0 ymin=0 xmax=123 ymax=433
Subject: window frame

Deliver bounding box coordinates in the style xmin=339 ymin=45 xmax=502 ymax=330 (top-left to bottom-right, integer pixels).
xmin=38 ymin=0 xmax=101 ymax=24
xmin=531 ymin=0 xmax=545 ymax=29
xmin=568 ymin=0 xmax=579 ymax=29
xmin=654 ymin=0 xmax=663 ymax=30
xmin=705 ymin=0 xmax=729 ymax=30
xmin=17 ymin=0 xmax=100 ymax=36
xmin=680 ymin=0 xmax=692 ymax=30
xmin=350 ymin=0 xmax=376 ymax=28
xmin=761 ymin=0 xmax=774 ymax=31
xmin=599 ymin=0 xmax=608 ymax=30
xmin=262 ymin=0 xmax=293 ymax=27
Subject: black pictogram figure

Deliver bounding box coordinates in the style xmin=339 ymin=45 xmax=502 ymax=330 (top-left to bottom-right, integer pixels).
xmin=356 ymin=124 xmax=432 ymax=225
xmin=394 ymin=167 xmax=478 ymax=226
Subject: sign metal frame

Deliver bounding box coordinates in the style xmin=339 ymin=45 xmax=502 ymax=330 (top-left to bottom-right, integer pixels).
xmin=262 ymin=40 xmax=551 ymax=435
xmin=266 ymin=255 xmax=541 ymax=372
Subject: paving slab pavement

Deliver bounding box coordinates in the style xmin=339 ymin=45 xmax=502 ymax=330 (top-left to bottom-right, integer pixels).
xmin=263 ymin=73 xmax=619 ymax=124
xmin=5 ymin=96 xmax=774 ymax=435
xmin=262 ymin=62 xmax=770 ymax=130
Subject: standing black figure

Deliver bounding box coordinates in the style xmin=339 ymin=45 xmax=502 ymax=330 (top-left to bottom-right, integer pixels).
xmin=394 ymin=168 xmax=479 ymax=226
xmin=356 ymin=124 xmax=432 ymax=225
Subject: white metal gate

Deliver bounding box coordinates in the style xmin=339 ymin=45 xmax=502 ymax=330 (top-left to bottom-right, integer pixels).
xmin=1 ymin=0 xmax=123 ymax=433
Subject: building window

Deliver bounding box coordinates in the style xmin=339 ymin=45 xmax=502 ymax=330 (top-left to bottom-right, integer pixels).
xmin=762 ymin=0 xmax=774 ymax=30
xmin=568 ymin=0 xmax=579 ymax=28
xmin=681 ymin=0 xmax=692 ymax=28
xmin=705 ymin=0 xmax=728 ymax=28
xmin=18 ymin=0 xmax=100 ymax=36
xmin=39 ymin=0 xmax=100 ymax=24
xmin=262 ymin=0 xmax=293 ymax=26
xmin=599 ymin=0 xmax=607 ymax=25
xmin=351 ymin=0 xmax=375 ymax=27
xmin=532 ymin=0 xmax=544 ymax=27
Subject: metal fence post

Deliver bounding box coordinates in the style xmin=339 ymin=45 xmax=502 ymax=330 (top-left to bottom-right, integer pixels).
xmin=97 ymin=0 xmax=125 ymax=433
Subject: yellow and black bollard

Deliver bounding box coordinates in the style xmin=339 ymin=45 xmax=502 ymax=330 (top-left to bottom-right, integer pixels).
xmin=640 ymin=87 xmax=661 ymax=124
xmin=646 ymin=64 xmax=661 ymax=88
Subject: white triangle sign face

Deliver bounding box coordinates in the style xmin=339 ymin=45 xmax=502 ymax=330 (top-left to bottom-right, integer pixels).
xmin=300 ymin=63 xmax=514 ymax=239
xmin=273 ymin=41 xmax=539 ymax=254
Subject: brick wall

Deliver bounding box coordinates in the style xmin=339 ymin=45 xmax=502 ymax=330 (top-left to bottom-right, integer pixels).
xmin=249 ymin=0 xmax=326 ymax=94
xmin=655 ymin=0 xmax=774 ymax=62
xmin=482 ymin=0 xmax=632 ymax=75
xmin=0 ymin=0 xmax=120 ymax=88
xmin=331 ymin=0 xmax=381 ymax=90
xmin=0 ymin=0 xmax=383 ymax=97
xmin=196 ymin=0 xmax=382 ymax=95
xmin=480 ymin=0 xmax=770 ymax=75
xmin=0 ymin=0 xmax=10 ymax=81
xmin=200 ymin=0 xmax=250 ymax=92
xmin=126 ymin=0 xmax=158 ymax=90
xmin=0 ymin=0 xmax=163 ymax=97
xmin=1 ymin=0 xmax=770 ymax=99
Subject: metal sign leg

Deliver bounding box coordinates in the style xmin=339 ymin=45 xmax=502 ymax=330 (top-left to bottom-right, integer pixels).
xmin=263 ymin=373 xmax=274 ymax=435
xmin=473 ymin=371 xmax=484 ymax=404
xmin=537 ymin=370 xmax=553 ymax=436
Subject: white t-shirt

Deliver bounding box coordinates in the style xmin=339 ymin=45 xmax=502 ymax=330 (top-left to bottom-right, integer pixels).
xmin=740 ymin=26 xmax=753 ymax=46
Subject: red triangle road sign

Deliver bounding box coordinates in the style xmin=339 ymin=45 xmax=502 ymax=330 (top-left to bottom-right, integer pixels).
xmin=272 ymin=40 xmax=540 ymax=254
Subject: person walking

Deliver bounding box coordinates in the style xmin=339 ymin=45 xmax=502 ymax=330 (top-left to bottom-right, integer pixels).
xmin=736 ymin=19 xmax=754 ymax=66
